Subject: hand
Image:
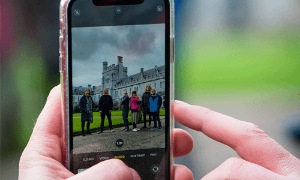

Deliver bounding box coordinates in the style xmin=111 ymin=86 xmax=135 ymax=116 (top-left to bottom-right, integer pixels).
xmin=173 ymin=101 xmax=300 ymax=179
xmin=19 ymin=85 xmax=194 ymax=180
xmin=109 ymin=110 xmax=111 ymax=114
xmin=99 ymin=110 xmax=102 ymax=113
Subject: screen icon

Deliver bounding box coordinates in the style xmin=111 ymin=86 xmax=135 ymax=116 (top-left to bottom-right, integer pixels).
xmin=116 ymin=139 xmax=124 ymax=147
xmin=152 ymin=166 xmax=159 ymax=173
xmin=157 ymin=6 xmax=163 ymax=12
xmin=116 ymin=7 xmax=122 ymax=14
xmin=74 ymin=9 xmax=80 ymax=16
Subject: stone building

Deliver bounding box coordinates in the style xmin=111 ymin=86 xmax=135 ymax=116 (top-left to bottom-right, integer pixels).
xmin=73 ymin=56 xmax=165 ymax=108
xmin=72 ymin=85 xmax=102 ymax=108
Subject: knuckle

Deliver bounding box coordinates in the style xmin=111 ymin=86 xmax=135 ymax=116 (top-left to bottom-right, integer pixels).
xmin=242 ymin=122 xmax=267 ymax=137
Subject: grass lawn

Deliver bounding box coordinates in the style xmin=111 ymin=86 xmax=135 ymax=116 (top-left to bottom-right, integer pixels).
xmin=73 ymin=109 xmax=165 ymax=117
xmin=72 ymin=109 xmax=165 ymax=135
xmin=72 ymin=117 xmax=127 ymax=135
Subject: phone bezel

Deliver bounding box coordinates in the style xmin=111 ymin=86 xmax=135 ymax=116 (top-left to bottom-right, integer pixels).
xmin=60 ymin=0 xmax=174 ymax=178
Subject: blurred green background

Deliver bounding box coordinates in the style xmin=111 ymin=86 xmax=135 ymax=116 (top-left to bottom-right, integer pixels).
xmin=1 ymin=0 xmax=300 ymax=179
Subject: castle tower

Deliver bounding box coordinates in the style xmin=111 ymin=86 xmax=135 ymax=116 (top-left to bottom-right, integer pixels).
xmin=103 ymin=61 xmax=108 ymax=69
xmin=117 ymin=56 xmax=126 ymax=80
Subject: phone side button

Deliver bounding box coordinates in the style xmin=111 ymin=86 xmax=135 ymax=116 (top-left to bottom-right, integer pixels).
xmin=171 ymin=36 xmax=175 ymax=62
xmin=59 ymin=55 xmax=62 ymax=73
xmin=59 ymin=36 xmax=63 ymax=73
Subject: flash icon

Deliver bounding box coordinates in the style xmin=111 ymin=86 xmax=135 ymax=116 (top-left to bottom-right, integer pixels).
xmin=74 ymin=9 xmax=80 ymax=16
xmin=157 ymin=6 xmax=163 ymax=12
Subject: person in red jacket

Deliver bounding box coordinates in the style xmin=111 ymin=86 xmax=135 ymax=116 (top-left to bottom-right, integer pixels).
xmin=130 ymin=91 xmax=141 ymax=132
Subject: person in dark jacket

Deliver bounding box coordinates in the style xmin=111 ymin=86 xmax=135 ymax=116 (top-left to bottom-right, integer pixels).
xmin=98 ymin=89 xmax=114 ymax=133
xmin=120 ymin=91 xmax=130 ymax=131
xmin=148 ymin=89 xmax=162 ymax=131
xmin=79 ymin=89 xmax=93 ymax=136
xmin=141 ymin=85 xmax=152 ymax=128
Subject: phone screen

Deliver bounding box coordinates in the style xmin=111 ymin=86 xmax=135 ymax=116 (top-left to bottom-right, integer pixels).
xmin=67 ymin=0 xmax=171 ymax=179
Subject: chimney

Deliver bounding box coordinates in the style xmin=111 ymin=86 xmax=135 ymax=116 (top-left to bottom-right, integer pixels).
xmin=118 ymin=56 xmax=123 ymax=63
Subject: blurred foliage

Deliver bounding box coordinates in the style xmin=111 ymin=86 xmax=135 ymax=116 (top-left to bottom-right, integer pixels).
xmin=2 ymin=40 xmax=59 ymax=157
xmin=175 ymin=29 xmax=300 ymax=98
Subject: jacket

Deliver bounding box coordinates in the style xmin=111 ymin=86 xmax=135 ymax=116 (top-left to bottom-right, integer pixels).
xmin=98 ymin=95 xmax=113 ymax=111
xmin=130 ymin=96 xmax=141 ymax=112
xmin=141 ymin=92 xmax=151 ymax=113
xmin=79 ymin=96 xmax=94 ymax=122
xmin=148 ymin=94 xmax=162 ymax=112
xmin=120 ymin=96 xmax=130 ymax=111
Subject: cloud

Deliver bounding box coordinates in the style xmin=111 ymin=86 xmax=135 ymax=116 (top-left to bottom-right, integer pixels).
xmin=72 ymin=24 xmax=165 ymax=87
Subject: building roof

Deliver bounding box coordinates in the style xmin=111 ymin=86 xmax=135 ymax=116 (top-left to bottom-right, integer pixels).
xmin=117 ymin=65 xmax=165 ymax=85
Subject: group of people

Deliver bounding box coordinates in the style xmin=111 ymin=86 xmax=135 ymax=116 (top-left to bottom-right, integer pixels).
xmin=78 ymin=85 xmax=163 ymax=136
xmin=120 ymin=85 xmax=163 ymax=132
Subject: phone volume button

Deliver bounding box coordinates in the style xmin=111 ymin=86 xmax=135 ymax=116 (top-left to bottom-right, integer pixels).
xmin=59 ymin=35 xmax=63 ymax=73
xmin=171 ymin=37 xmax=175 ymax=62
xmin=59 ymin=55 xmax=62 ymax=73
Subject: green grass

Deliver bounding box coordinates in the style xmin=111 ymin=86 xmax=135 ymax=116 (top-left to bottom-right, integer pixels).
xmin=73 ymin=109 xmax=165 ymax=117
xmin=73 ymin=117 xmax=126 ymax=135
xmin=72 ymin=109 xmax=165 ymax=135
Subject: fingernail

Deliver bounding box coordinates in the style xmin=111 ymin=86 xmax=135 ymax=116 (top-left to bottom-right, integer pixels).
xmin=175 ymin=100 xmax=190 ymax=105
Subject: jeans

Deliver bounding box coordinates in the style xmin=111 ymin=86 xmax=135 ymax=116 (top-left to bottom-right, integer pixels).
xmin=81 ymin=121 xmax=90 ymax=135
xmin=122 ymin=110 xmax=129 ymax=129
xmin=143 ymin=112 xmax=152 ymax=126
xmin=100 ymin=110 xmax=112 ymax=131
xmin=151 ymin=111 xmax=161 ymax=128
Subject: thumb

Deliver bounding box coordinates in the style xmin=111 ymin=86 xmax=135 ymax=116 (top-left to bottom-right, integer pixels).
xmin=69 ymin=159 xmax=141 ymax=180
xmin=202 ymin=157 xmax=286 ymax=180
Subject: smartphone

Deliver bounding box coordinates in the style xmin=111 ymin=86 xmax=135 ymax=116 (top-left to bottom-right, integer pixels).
xmin=59 ymin=0 xmax=174 ymax=179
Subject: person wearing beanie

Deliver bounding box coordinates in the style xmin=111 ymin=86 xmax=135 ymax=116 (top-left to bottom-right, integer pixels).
xmin=79 ymin=89 xmax=94 ymax=136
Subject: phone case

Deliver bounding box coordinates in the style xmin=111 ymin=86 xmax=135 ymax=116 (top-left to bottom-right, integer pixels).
xmin=59 ymin=0 xmax=174 ymax=176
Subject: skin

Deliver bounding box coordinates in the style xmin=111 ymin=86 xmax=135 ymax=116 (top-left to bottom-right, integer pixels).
xmin=146 ymin=86 xmax=151 ymax=91
xmin=85 ymin=89 xmax=90 ymax=96
xmin=123 ymin=91 xmax=128 ymax=96
xmin=151 ymin=90 xmax=155 ymax=95
xmin=19 ymin=85 xmax=194 ymax=180
xmin=173 ymin=100 xmax=300 ymax=180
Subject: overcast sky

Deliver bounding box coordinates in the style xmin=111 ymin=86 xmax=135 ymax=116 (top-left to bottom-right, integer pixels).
xmin=72 ymin=24 xmax=165 ymax=87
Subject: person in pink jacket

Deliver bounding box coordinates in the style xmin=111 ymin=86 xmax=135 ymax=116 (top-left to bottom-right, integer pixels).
xmin=130 ymin=91 xmax=141 ymax=131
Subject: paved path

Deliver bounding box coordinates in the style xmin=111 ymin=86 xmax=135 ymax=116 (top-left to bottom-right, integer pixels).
xmin=73 ymin=118 xmax=166 ymax=154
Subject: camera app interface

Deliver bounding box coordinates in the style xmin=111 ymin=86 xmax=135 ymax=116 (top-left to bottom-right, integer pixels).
xmin=69 ymin=0 xmax=169 ymax=179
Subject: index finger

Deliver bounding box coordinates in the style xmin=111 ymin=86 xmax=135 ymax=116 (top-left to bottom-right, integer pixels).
xmin=173 ymin=101 xmax=300 ymax=176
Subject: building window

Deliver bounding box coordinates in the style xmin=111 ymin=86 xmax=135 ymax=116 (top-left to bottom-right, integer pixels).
xmin=160 ymin=82 xmax=162 ymax=88
xmin=155 ymin=83 xmax=156 ymax=89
